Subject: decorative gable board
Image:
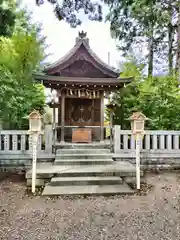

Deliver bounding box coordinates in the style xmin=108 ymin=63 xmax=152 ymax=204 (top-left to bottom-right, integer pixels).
xmin=44 ymin=34 xmax=119 ymax=78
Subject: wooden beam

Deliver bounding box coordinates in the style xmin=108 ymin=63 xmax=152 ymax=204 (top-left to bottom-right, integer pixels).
xmin=60 ymin=92 xmax=65 ymax=142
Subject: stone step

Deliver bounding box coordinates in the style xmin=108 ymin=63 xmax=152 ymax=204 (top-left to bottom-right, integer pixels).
xmin=42 ymin=183 xmax=134 ymax=196
xmin=56 ymin=149 xmax=111 ymax=154
xmin=26 ymin=162 xmax=143 ymax=179
xmin=55 ymin=153 xmax=112 ymax=159
xmin=26 ymin=178 xmax=50 ymax=186
xmin=123 ymin=176 xmax=146 ymax=184
xmin=50 ymin=176 xmax=123 ymax=186
xmin=56 ymin=143 xmax=110 ymax=149
xmin=54 ymin=159 xmax=114 ymax=165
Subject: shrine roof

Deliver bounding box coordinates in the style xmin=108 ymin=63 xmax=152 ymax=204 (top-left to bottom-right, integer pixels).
xmin=42 ymin=31 xmax=120 ymax=78
xmin=33 ymin=74 xmax=133 ymax=88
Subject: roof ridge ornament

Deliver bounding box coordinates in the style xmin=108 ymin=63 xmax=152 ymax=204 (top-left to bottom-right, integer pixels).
xmin=76 ymin=31 xmax=89 ymax=45
xmin=78 ymin=31 xmax=87 ymax=39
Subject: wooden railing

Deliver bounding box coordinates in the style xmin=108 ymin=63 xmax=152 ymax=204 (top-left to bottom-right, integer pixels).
xmin=113 ymin=126 xmax=180 ymax=158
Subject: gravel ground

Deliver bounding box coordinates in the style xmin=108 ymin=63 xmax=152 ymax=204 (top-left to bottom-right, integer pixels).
xmin=0 ymin=173 xmax=179 ymax=240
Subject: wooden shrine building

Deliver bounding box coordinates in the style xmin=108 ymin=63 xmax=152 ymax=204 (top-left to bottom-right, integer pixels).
xmin=34 ymin=31 xmax=132 ymax=143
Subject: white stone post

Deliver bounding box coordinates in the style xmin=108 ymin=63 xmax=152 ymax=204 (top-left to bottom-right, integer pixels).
xmin=44 ymin=124 xmax=53 ymax=153
xmin=128 ymin=112 xmax=148 ymax=190
xmin=135 ymin=134 xmax=141 ymax=190
xmin=32 ymin=133 xmax=38 ymax=193
xmin=114 ymin=125 xmax=121 ymax=153
xmin=26 ymin=110 xmax=43 ymax=194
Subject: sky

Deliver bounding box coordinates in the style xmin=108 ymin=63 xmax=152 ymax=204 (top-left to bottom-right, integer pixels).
xmin=21 ymin=0 xmax=122 ymax=69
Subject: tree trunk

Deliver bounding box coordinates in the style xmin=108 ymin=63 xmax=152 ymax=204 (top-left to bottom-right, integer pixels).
xmin=148 ymin=30 xmax=154 ymax=77
xmin=147 ymin=1 xmax=155 ymax=77
xmin=176 ymin=1 xmax=180 ymax=80
xmin=168 ymin=6 xmax=173 ymax=75
xmin=168 ymin=25 xmax=173 ymax=74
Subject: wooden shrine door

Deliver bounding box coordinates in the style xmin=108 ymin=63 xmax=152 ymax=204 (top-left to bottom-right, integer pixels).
xmin=70 ymin=99 xmax=92 ymax=126
xmin=70 ymin=99 xmax=92 ymax=142
xmin=64 ymin=98 xmax=101 ymax=142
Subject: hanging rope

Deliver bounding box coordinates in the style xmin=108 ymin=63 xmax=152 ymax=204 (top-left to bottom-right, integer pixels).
xmin=56 ymin=86 xmax=106 ymax=98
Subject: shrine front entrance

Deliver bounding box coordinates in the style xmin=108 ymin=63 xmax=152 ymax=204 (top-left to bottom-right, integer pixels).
xmin=57 ymin=97 xmax=102 ymax=143
xmin=65 ymin=98 xmax=100 ymax=126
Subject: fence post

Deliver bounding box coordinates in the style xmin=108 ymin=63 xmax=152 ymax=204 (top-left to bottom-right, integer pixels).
xmin=114 ymin=125 xmax=121 ymax=153
xmin=44 ymin=124 xmax=53 ymax=153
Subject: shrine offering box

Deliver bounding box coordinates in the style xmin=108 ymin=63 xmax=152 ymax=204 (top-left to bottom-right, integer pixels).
xmin=72 ymin=128 xmax=92 ymax=143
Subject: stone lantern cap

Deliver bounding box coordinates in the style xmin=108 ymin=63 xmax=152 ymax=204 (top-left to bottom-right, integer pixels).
xmin=27 ymin=110 xmax=43 ymax=134
xmin=28 ymin=110 xmax=42 ymax=119
xmin=128 ymin=112 xmax=148 ymax=121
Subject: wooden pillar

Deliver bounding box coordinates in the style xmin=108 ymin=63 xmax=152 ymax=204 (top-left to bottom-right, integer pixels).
xmin=100 ymin=91 xmax=104 ymax=142
xmin=61 ymin=92 xmax=65 ymax=142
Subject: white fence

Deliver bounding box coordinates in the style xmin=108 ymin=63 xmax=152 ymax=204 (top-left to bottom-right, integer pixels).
xmin=0 ymin=130 xmax=43 ymax=153
xmin=0 ymin=125 xmax=53 ymax=166
xmin=113 ymin=126 xmax=180 ymax=159
xmin=1 ymin=125 xmax=180 ymax=168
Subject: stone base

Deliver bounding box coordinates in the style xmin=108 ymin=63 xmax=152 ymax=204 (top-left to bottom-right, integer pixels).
xmin=26 ymin=178 xmax=50 ymax=186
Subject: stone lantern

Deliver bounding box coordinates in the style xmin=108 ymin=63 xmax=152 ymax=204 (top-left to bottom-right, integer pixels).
xmin=128 ymin=112 xmax=148 ymax=135
xmin=128 ymin=111 xmax=148 ymax=190
xmin=27 ymin=110 xmax=42 ymax=193
xmin=28 ymin=110 xmax=42 ymax=133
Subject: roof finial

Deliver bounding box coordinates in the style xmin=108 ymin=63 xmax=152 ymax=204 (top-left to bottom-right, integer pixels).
xmin=78 ymin=31 xmax=87 ymax=39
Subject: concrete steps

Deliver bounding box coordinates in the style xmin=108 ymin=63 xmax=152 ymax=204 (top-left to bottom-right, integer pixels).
xmin=50 ymin=176 xmax=123 ymax=186
xmin=53 ymin=164 xmax=141 ymax=177
xmin=56 ymin=143 xmax=110 ymax=149
xmin=42 ymin=183 xmax=134 ymax=196
xmin=26 ymin=162 xmax=143 ymax=177
xmin=26 ymin=144 xmax=144 ymax=196
xmin=40 ymin=161 xmax=137 ymax=195
xmin=56 ymin=153 xmax=113 ymax=160
xmin=26 ymin=162 xmax=143 ymax=179
xmin=54 ymin=159 xmax=114 ymax=165
xmin=56 ymin=149 xmax=111 ymax=154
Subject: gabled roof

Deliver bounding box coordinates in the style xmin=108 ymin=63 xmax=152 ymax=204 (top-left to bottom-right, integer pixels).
xmin=44 ymin=31 xmax=120 ymax=78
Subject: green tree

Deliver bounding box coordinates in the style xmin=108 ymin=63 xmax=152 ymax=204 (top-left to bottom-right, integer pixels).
xmin=0 ymin=0 xmax=16 ymax=36
xmin=105 ymin=0 xmax=177 ymax=76
xmin=0 ymin=69 xmax=45 ymax=129
xmin=176 ymin=1 xmax=180 ymax=79
xmin=114 ymin=61 xmax=180 ymax=130
xmin=0 ymin=8 xmax=46 ymax=129
xmin=35 ymin=0 xmax=180 ymax=76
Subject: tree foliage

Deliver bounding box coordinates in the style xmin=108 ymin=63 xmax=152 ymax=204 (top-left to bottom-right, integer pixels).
xmin=0 ymin=0 xmax=16 ymax=37
xmin=113 ymin=61 xmax=180 ymax=130
xmin=35 ymin=0 xmax=103 ymax=27
xmin=0 ymin=10 xmax=46 ymax=129
xmin=34 ymin=0 xmax=180 ymax=76
xmin=0 ymin=67 xmax=45 ymax=129
xmin=105 ymin=0 xmax=178 ymax=76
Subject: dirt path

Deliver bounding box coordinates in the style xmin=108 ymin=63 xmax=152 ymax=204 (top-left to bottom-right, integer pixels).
xmin=0 ymin=173 xmax=179 ymax=240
